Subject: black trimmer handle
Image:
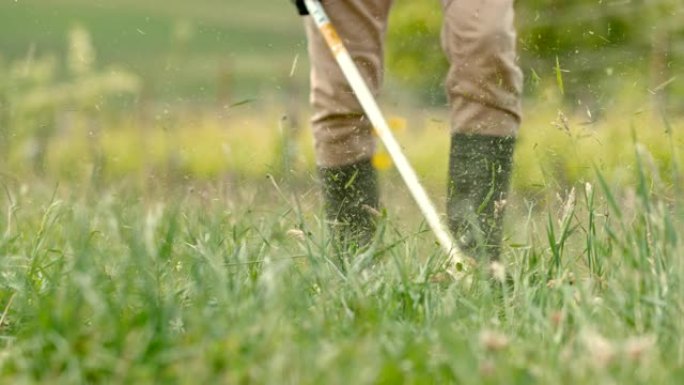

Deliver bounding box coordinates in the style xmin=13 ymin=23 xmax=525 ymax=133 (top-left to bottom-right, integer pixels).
xmin=292 ymin=0 xmax=318 ymax=15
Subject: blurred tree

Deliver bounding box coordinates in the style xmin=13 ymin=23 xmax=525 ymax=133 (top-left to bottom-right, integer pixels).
xmin=386 ymin=0 xmax=683 ymax=114
xmin=386 ymin=0 xmax=447 ymax=104
xmin=645 ymin=0 xmax=680 ymax=112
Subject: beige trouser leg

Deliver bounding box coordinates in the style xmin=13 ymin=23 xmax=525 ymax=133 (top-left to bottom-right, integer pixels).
xmin=306 ymin=0 xmax=522 ymax=167
xmin=441 ymin=0 xmax=523 ymax=136
xmin=305 ymin=0 xmax=393 ymax=168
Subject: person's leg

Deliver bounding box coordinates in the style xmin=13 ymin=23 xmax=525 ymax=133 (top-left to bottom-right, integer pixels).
xmin=441 ymin=0 xmax=523 ymax=260
xmin=305 ymin=0 xmax=393 ymax=248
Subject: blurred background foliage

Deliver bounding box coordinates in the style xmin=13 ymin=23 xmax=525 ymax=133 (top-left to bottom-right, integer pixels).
xmin=388 ymin=0 xmax=683 ymax=114
xmin=0 ymin=0 xmax=682 ymax=196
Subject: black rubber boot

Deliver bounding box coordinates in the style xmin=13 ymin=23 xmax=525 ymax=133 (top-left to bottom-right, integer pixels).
xmin=319 ymin=159 xmax=379 ymax=250
xmin=447 ymin=133 xmax=515 ymax=261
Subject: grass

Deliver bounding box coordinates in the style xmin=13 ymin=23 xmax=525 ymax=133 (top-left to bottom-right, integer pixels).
xmin=2 ymin=2 xmax=683 ymax=382
xmin=0 ymin=137 xmax=682 ymax=383
xmin=2 ymin=88 xmax=681 ymax=198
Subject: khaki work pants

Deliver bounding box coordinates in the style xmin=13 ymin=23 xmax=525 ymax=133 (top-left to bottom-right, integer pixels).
xmin=305 ymin=0 xmax=523 ymax=167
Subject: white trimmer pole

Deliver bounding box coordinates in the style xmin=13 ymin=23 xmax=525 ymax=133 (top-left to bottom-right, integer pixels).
xmin=304 ymin=0 xmax=467 ymax=270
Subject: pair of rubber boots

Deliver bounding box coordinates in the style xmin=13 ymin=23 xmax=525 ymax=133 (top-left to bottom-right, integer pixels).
xmin=319 ymin=133 xmax=515 ymax=261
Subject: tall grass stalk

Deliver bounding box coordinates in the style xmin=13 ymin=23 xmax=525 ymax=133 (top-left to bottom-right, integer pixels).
xmin=0 ymin=136 xmax=682 ymax=383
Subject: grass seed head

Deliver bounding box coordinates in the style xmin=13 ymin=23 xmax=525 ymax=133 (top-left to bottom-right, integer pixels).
xmin=582 ymin=331 xmax=615 ymax=368
xmin=479 ymin=329 xmax=510 ymax=352
xmin=550 ymin=311 xmax=564 ymax=328
xmin=489 ymin=261 xmax=506 ymax=283
xmin=624 ymin=335 xmax=656 ymax=363
xmin=286 ymin=228 xmax=306 ymax=241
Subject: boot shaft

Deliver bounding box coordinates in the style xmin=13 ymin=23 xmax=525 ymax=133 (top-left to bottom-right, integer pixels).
xmin=447 ymin=133 xmax=515 ymax=260
xmin=319 ymin=159 xmax=379 ymax=249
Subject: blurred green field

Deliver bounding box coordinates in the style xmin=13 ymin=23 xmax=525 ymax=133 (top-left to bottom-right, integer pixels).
xmin=0 ymin=0 xmax=307 ymax=101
